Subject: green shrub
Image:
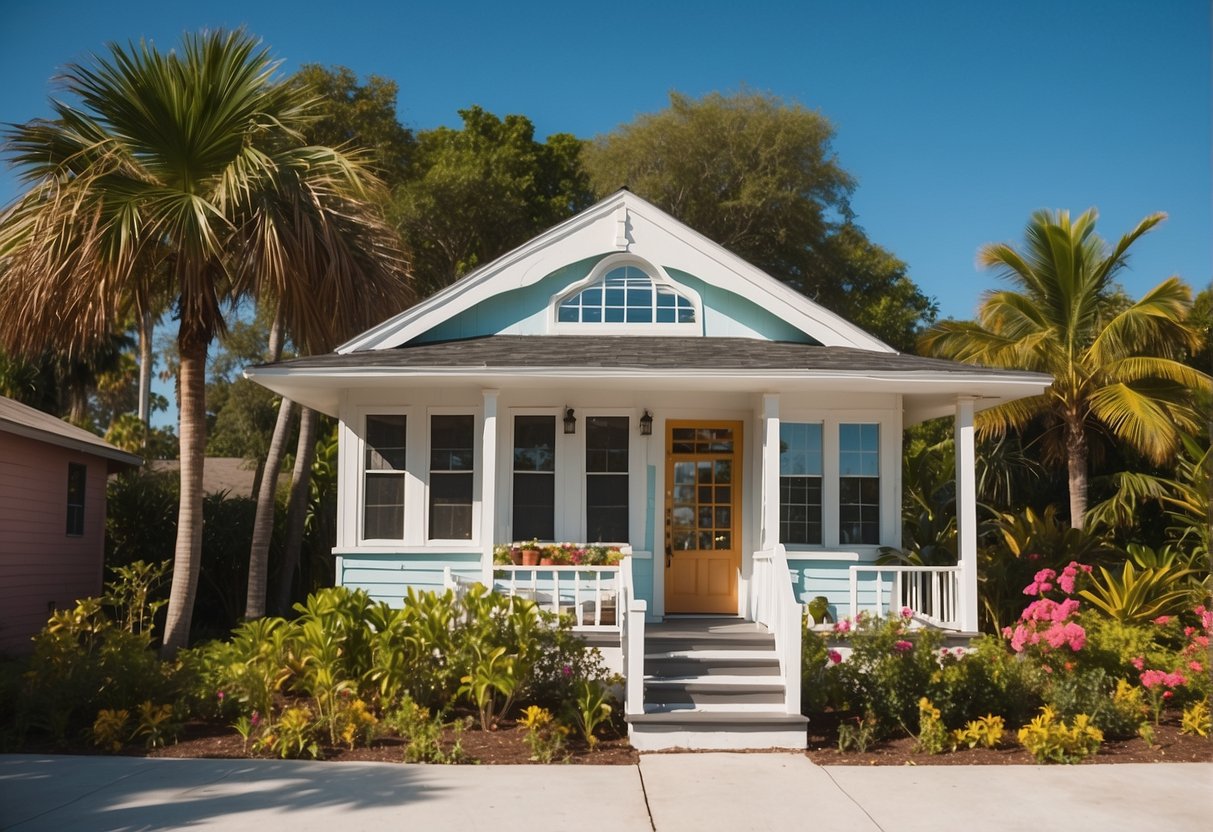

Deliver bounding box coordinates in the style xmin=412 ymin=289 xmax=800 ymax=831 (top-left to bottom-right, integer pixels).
xmin=20 ymin=596 xmax=178 ymax=742
xmin=829 ymin=613 xmax=944 ymax=737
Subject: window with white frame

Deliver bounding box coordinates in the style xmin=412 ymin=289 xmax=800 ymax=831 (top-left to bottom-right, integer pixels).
xmin=556 ymin=265 xmax=695 ymax=324
xmin=363 ymin=415 xmax=407 ymax=539
xmin=585 ymin=416 xmax=629 ymax=542
xmin=779 ymin=422 xmax=822 ymax=545
xmin=839 ymin=423 xmax=880 ymax=545
xmin=429 ymin=414 xmax=474 ymax=540
xmin=513 ymin=415 xmax=555 ymax=540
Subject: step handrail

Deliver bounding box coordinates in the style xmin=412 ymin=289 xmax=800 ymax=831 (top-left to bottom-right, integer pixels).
xmin=619 ymin=556 xmax=646 ymax=717
xmin=752 ymin=544 xmax=803 ymax=715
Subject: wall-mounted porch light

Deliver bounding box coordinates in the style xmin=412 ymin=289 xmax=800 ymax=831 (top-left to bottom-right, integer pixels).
xmin=563 ymin=408 xmax=577 ymax=434
xmin=639 ymin=410 xmax=653 ymax=436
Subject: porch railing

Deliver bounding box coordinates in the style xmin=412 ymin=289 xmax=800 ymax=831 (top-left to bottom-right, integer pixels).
xmin=848 ymin=565 xmax=962 ymax=629
xmin=618 ymin=556 xmax=646 ymax=717
xmin=485 ymin=565 xmax=621 ymax=632
xmin=753 ymin=544 xmax=803 ymax=715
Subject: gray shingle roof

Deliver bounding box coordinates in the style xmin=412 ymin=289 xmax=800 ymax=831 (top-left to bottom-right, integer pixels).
xmin=256 ymin=336 xmax=1044 ymax=379
xmin=0 ymin=395 xmax=143 ymax=467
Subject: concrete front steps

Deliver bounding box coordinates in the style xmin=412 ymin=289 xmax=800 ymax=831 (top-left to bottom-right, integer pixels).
xmin=625 ymin=618 xmax=807 ymax=751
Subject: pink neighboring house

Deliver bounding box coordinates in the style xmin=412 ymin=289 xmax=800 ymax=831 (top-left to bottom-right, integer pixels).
xmin=0 ymin=396 xmax=141 ymax=654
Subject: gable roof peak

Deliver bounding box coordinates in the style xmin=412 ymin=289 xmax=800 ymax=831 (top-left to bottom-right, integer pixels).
xmin=338 ymin=190 xmax=893 ymax=354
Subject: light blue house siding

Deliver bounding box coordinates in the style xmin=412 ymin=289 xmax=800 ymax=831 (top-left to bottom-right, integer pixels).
xmin=787 ymin=557 xmax=883 ymax=623
xmin=412 ymin=259 xmax=818 ymax=344
xmin=338 ymin=552 xmax=482 ymax=606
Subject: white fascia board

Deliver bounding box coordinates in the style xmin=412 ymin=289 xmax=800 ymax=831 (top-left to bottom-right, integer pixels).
xmin=621 ymin=199 xmax=894 ymax=353
xmin=339 ymin=190 xmax=895 ymax=354
xmin=337 ymin=196 xmax=626 ymax=353
xmin=247 ymin=365 xmax=1049 ymax=418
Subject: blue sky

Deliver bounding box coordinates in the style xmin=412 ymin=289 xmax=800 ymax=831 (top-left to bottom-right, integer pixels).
xmin=3 ymin=0 xmax=1209 ymax=325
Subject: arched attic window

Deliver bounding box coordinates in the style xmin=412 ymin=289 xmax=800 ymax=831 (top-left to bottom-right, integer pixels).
xmin=556 ymin=264 xmax=696 ymax=325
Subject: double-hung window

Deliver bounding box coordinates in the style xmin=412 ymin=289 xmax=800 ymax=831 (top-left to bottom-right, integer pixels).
xmin=839 ymin=423 xmax=880 ymax=545
xmin=779 ymin=423 xmax=822 ymax=545
xmin=585 ymin=416 xmax=629 ymax=542
xmin=513 ymin=415 xmax=555 ymax=540
xmin=363 ymin=415 xmax=407 ymax=539
xmin=429 ymin=415 xmax=474 ymax=540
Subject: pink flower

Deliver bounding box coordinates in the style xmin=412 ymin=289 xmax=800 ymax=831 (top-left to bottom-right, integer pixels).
xmin=834 ymin=619 xmax=851 ymax=634
xmin=1131 ymin=656 xmax=1145 ymax=671
xmin=1163 ymin=690 xmax=1173 ymax=700
xmin=1058 ymin=562 xmax=1084 ymax=595
xmin=1002 ymin=626 xmax=1013 ymax=639
xmin=827 ymin=649 xmax=842 ymax=664
xmin=216 ymin=690 xmax=225 ymax=701
xmin=1024 ymin=568 xmax=1057 ymax=596
xmin=1062 ymin=622 xmax=1086 ymax=651
xmin=1153 ymin=615 xmax=1171 ymax=626
xmin=900 ymin=607 xmax=913 ymax=619
xmin=1188 ymin=661 xmax=1203 ymax=673
xmin=561 ymin=664 xmax=573 ymax=678
xmin=893 ymin=640 xmax=913 ymax=653
xmin=251 ymin=711 xmax=261 ymax=726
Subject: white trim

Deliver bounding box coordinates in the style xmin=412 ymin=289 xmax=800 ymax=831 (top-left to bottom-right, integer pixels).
xmin=423 ymin=406 xmax=482 ymax=546
xmin=955 ymin=396 xmax=978 ymax=632
xmin=337 ymin=190 xmax=894 ymax=354
xmin=776 ymin=409 xmax=902 ymax=552
xmin=480 ymin=390 xmax=499 ymax=583
xmin=351 ymin=406 xmax=415 ymax=546
xmin=783 ymin=550 xmax=862 ymax=562
xmin=548 ymin=253 xmax=702 ymax=336
xmin=333 ymin=546 xmax=484 ymax=556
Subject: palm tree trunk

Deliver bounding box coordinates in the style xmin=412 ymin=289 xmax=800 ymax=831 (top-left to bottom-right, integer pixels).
xmin=162 ymin=325 xmax=208 ymax=656
xmin=137 ymin=309 xmax=153 ymax=425
xmin=1066 ymin=416 xmax=1089 ymax=530
xmin=274 ymin=406 xmax=318 ymax=614
xmin=244 ymin=313 xmax=289 ymax=620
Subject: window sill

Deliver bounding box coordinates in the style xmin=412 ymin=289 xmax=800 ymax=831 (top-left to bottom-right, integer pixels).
xmin=335 ymin=545 xmax=484 ymax=556
xmin=781 ymin=549 xmax=863 ymax=562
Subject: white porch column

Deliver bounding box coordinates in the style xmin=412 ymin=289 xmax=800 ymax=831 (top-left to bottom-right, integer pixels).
xmin=761 ymin=394 xmax=780 ymax=550
xmin=954 ymin=396 xmax=978 ymax=632
xmin=480 ymin=389 xmax=499 ymax=584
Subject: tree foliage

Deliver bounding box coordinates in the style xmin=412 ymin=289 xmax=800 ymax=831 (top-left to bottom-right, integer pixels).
xmin=391 ymin=106 xmax=594 ymax=295
xmin=583 ymin=91 xmax=937 ymax=350
xmin=0 ymin=30 xmax=413 ymax=652
xmin=291 ymin=64 xmax=414 ymax=187
xmin=920 ymin=209 xmax=1210 ymax=528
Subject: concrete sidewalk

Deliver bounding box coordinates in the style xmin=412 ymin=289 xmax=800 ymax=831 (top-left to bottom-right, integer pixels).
xmin=2 ymin=753 xmax=1210 ymax=831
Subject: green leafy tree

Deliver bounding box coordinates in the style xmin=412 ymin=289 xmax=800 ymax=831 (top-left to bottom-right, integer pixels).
xmin=0 ymin=31 xmax=412 ymax=653
xmin=392 ymin=106 xmax=593 ymax=295
xmin=291 ymin=64 xmax=414 ymax=187
xmin=583 ymin=90 xmax=937 ymax=350
xmin=920 ymin=210 xmax=1210 ymax=529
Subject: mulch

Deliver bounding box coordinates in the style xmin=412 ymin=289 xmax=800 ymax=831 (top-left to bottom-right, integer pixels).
xmin=803 ymin=711 xmax=1212 ymax=766
xmin=16 ymin=712 xmax=1209 ymax=766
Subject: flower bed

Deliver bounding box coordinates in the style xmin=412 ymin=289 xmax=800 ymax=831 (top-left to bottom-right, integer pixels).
xmin=802 ymin=564 xmax=1212 ymax=763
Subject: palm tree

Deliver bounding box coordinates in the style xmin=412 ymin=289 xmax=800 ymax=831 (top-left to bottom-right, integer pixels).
xmin=0 ymin=31 xmax=412 ymax=653
xmin=920 ymin=209 xmax=1209 ymax=529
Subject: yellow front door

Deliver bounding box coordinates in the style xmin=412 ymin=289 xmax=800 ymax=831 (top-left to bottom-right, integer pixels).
xmin=664 ymin=421 xmax=742 ymax=614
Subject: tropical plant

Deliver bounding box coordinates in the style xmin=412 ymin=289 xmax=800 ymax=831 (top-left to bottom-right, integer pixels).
xmin=1078 ymin=561 xmax=1199 ymax=624
xmin=1088 ymin=436 xmax=1211 ymax=561
xmin=1017 ymin=706 xmax=1103 ymax=764
xmin=0 ymin=30 xmax=412 ymax=652
xmin=920 ymin=209 xmax=1210 ymax=529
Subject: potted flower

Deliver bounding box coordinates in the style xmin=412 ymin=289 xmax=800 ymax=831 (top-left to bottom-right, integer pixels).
xmin=520 ymin=539 xmax=541 ymax=566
